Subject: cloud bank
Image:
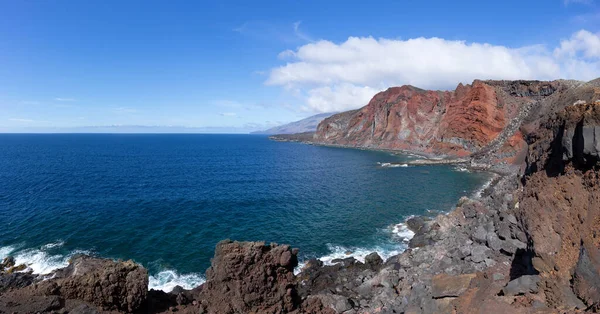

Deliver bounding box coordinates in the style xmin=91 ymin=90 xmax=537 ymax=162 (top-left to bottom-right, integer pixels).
xmin=267 ymin=30 xmax=600 ymax=112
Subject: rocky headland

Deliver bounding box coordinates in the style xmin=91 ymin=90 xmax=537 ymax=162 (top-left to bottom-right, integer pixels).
xmin=2 ymin=78 xmax=600 ymax=313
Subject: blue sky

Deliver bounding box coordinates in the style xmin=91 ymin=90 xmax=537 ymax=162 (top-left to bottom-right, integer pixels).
xmin=0 ymin=0 xmax=599 ymax=132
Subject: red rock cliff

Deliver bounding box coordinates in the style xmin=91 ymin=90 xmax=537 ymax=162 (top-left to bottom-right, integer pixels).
xmin=314 ymin=80 xmax=561 ymax=157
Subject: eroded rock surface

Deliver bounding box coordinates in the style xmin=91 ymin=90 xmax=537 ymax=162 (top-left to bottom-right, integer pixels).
xmin=519 ymin=101 xmax=600 ymax=311
xmin=198 ymin=240 xmax=301 ymax=314
xmin=314 ymin=80 xmax=562 ymax=159
xmin=0 ymin=256 xmax=148 ymax=313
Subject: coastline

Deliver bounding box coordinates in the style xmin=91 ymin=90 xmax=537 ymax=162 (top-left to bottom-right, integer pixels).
xmin=270 ymin=133 xmax=516 ymax=176
xmin=0 ymin=138 xmax=500 ymax=292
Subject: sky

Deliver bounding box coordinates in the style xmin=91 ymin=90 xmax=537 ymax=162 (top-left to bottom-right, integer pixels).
xmin=0 ymin=0 xmax=599 ymax=133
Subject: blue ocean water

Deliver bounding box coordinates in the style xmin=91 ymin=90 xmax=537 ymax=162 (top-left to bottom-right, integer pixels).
xmin=0 ymin=134 xmax=490 ymax=291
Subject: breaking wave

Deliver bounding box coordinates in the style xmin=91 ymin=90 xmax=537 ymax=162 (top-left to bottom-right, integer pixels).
xmin=148 ymin=270 xmax=205 ymax=292
xmin=378 ymin=162 xmax=409 ymax=168
xmin=0 ymin=242 xmax=204 ymax=293
xmin=453 ymin=166 xmax=470 ymax=172
xmin=0 ymin=241 xmax=89 ymax=275
xmin=295 ymin=217 xmax=417 ymax=275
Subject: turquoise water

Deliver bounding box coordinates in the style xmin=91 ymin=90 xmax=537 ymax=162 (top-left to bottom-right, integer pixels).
xmin=0 ymin=134 xmax=490 ymax=291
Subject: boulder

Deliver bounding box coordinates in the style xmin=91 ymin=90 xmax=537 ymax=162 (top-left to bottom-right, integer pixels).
xmin=486 ymin=232 xmax=503 ymax=251
xmin=406 ymin=216 xmax=429 ymax=233
xmin=572 ymin=246 xmax=600 ymax=309
xmin=330 ymin=257 xmax=358 ymax=267
xmin=431 ymin=273 xmax=476 ymax=298
xmin=408 ymin=234 xmax=433 ymax=248
xmin=364 ymin=252 xmax=383 ymax=267
xmin=6 ymin=264 xmax=26 ymax=274
xmin=496 ymin=222 xmax=512 ymax=240
xmin=472 ymin=226 xmax=488 ymax=244
xmin=315 ymin=294 xmax=353 ymax=313
xmin=199 ymin=240 xmax=300 ymax=314
xmin=0 ymin=256 xmax=15 ymax=271
xmin=501 ymin=275 xmax=540 ymax=296
xmin=470 ymin=245 xmax=489 ymax=263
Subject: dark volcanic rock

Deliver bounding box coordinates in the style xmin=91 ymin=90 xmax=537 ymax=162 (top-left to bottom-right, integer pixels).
xmin=198 ymin=240 xmax=300 ymax=314
xmin=364 ymin=252 xmax=383 ymax=267
xmin=520 ymin=100 xmax=600 ymax=309
xmin=0 ymin=272 xmax=36 ymax=292
xmin=52 ymin=256 xmax=148 ymax=311
xmin=501 ymin=275 xmax=540 ymax=296
xmin=0 ymin=256 xmax=16 ymax=270
xmin=0 ymin=256 xmax=148 ymax=313
xmin=572 ymin=246 xmax=600 ymax=310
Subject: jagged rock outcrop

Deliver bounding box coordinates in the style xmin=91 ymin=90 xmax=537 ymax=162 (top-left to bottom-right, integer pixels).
xmin=519 ymin=101 xmax=600 ymax=311
xmin=314 ymin=80 xmax=563 ymax=159
xmin=0 ymin=256 xmax=148 ymax=313
xmin=198 ymin=240 xmax=301 ymax=314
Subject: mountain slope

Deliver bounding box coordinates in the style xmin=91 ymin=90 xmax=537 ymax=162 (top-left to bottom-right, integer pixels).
xmin=252 ymin=112 xmax=337 ymax=135
xmin=314 ymin=80 xmax=587 ymax=160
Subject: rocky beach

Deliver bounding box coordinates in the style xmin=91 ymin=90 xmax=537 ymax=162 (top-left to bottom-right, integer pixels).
xmin=2 ymin=78 xmax=600 ymax=313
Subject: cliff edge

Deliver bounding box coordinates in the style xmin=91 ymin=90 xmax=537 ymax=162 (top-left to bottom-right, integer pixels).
xmin=313 ymin=80 xmax=588 ymax=164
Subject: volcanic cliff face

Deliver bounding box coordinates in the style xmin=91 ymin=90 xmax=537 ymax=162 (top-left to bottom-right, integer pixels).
xmin=519 ymin=101 xmax=600 ymax=311
xmin=314 ymin=80 xmax=562 ymax=158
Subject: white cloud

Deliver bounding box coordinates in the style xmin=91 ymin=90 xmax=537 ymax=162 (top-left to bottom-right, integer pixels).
xmin=55 ymin=97 xmax=76 ymax=102
xmin=305 ymin=84 xmax=379 ymax=112
xmin=9 ymin=118 xmax=34 ymax=122
xmin=267 ymin=30 xmax=600 ymax=112
xmin=554 ymin=30 xmax=600 ymax=58
xmin=219 ymin=112 xmax=237 ymax=117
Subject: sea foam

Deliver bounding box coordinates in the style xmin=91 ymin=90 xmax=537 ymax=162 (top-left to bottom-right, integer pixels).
xmin=8 ymin=241 xmax=90 ymax=275
xmin=390 ymin=221 xmax=416 ymax=241
xmin=0 ymin=245 xmax=16 ymax=260
xmin=318 ymin=243 xmax=407 ymax=266
xmin=294 ymin=217 xmax=417 ymax=275
xmin=1 ymin=242 xmax=204 ymax=293
xmin=148 ymin=270 xmax=205 ymax=293
xmin=378 ymin=162 xmax=409 ymax=168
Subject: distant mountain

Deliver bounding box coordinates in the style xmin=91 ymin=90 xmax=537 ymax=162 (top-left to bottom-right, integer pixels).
xmin=251 ymin=112 xmax=337 ymax=135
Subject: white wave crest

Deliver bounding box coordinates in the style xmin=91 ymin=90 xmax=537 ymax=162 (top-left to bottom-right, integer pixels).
xmin=317 ymin=243 xmax=406 ymax=266
xmin=0 ymin=246 xmax=16 ymax=260
xmin=379 ymin=162 xmax=409 ymax=168
xmin=148 ymin=270 xmax=205 ymax=293
xmin=42 ymin=241 xmax=65 ymax=250
xmin=12 ymin=248 xmax=91 ymax=275
xmin=390 ymin=222 xmax=415 ymax=242
xmin=453 ymin=166 xmax=470 ymax=172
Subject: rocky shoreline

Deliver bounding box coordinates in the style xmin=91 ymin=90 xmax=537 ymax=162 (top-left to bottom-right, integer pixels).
xmin=269 ymin=134 xmax=518 ymax=175
xmin=2 ymin=79 xmax=600 ymax=313
xmin=0 ymin=169 xmax=539 ymax=313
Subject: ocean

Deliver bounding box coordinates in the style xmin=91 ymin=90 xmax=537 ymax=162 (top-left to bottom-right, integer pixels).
xmin=0 ymin=134 xmax=491 ymax=292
